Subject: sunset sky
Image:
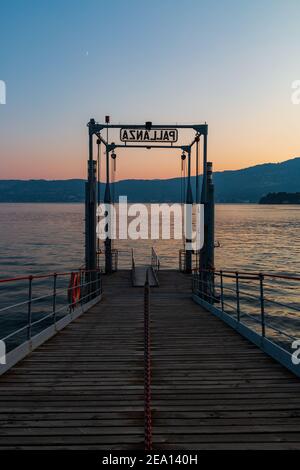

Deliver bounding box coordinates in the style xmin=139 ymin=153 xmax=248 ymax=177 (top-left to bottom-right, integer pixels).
xmin=0 ymin=0 xmax=300 ymax=180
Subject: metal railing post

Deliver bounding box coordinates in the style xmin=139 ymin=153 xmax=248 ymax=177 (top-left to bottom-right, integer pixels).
xmin=97 ymin=270 xmax=101 ymax=296
xmin=27 ymin=276 xmax=33 ymax=340
xmin=259 ymin=273 xmax=266 ymax=337
xmin=53 ymin=273 xmax=57 ymax=324
xmin=236 ymin=272 xmax=240 ymax=321
xmin=89 ymin=271 xmax=92 ymax=301
xmin=220 ymin=270 xmax=224 ymax=311
xmin=80 ymin=270 xmax=84 ymax=306
xmin=91 ymin=271 xmax=98 ymax=299
xmin=95 ymin=270 xmax=98 ymax=296
xmin=199 ymin=271 xmax=203 ymax=299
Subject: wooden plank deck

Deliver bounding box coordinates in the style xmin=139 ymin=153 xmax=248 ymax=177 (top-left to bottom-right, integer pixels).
xmin=0 ymin=270 xmax=300 ymax=449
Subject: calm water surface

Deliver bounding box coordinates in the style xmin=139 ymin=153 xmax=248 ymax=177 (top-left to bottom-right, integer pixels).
xmin=0 ymin=203 xmax=299 ymax=276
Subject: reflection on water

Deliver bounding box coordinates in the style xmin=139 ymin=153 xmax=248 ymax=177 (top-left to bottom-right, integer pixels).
xmin=215 ymin=204 xmax=300 ymax=275
xmin=0 ymin=203 xmax=84 ymax=278
xmin=0 ymin=203 xmax=299 ymax=276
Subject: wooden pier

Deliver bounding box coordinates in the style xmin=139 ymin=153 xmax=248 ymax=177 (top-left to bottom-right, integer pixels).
xmin=0 ymin=270 xmax=300 ymax=449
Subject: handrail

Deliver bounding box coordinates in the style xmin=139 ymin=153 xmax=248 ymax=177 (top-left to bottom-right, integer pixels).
xmin=151 ymin=247 xmax=160 ymax=272
xmin=0 ymin=268 xmax=100 ymax=284
xmin=111 ymin=249 xmax=118 ymax=272
xmin=0 ymin=268 xmax=102 ymax=355
xmin=193 ymin=268 xmax=300 ymax=282
xmin=179 ymin=248 xmax=188 ymax=272
xmin=179 ymin=248 xmax=201 ymax=273
xmin=192 ymin=269 xmax=300 ymax=353
xmin=131 ymin=248 xmax=135 ymax=270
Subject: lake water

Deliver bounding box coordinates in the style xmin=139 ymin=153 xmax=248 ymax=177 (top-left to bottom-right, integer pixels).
xmin=0 ymin=203 xmax=299 ymax=351
xmin=0 ymin=203 xmax=299 ymax=276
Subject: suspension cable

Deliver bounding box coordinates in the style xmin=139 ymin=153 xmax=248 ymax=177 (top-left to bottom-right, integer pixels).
xmin=111 ymin=151 xmax=116 ymax=204
xmin=183 ymin=157 xmax=186 ymax=204
xmin=96 ymin=140 xmax=101 ymax=258
xmin=180 ymin=156 xmax=183 ymax=205
xmin=97 ymin=139 xmax=101 ymax=205
xmin=195 ymin=135 xmax=200 ymax=204
xmin=181 ymin=152 xmax=186 ymax=205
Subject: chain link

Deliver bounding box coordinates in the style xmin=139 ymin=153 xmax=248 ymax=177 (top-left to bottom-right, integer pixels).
xmin=144 ymin=273 xmax=152 ymax=451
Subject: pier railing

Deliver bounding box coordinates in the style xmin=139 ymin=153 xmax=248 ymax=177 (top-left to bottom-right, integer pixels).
xmin=111 ymin=249 xmax=118 ymax=272
xmin=97 ymin=248 xmax=118 ymax=272
xmin=151 ymin=247 xmax=160 ymax=273
xmin=192 ymin=268 xmax=300 ymax=376
xmin=179 ymin=249 xmax=199 ymax=272
xmin=0 ymin=269 xmax=102 ymax=374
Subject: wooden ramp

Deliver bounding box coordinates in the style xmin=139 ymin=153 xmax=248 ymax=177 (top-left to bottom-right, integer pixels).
xmin=132 ymin=266 xmax=158 ymax=287
xmin=0 ymin=270 xmax=300 ymax=449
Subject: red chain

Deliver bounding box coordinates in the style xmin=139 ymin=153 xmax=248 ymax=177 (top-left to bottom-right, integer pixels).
xmin=144 ymin=278 xmax=152 ymax=451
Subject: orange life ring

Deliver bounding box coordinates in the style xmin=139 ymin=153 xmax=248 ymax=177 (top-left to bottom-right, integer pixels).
xmin=68 ymin=272 xmax=81 ymax=310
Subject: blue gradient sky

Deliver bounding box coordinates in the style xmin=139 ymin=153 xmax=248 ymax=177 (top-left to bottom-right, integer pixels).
xmin=0 ymin=0 xmax=300 ymax=179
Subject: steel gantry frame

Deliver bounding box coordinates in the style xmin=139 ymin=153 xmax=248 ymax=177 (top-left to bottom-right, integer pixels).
xmin=86 ymin=119 xmax=214 ymax=275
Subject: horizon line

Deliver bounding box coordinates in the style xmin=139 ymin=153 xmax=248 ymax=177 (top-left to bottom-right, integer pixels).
xmin=0 ymin=156 xmax=298 ymax=182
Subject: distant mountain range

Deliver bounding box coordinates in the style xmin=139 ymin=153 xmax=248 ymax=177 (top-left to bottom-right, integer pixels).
xmin=259 ymin=192 xmax=300 ymax=204
xmin=0 ymin=157 xmax=299 ymax=203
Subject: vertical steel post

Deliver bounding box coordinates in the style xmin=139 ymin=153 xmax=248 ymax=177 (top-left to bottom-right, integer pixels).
xmin=199 ymin=127 xmax=209 ymax=289
xmin=259 ymin=274 xmax=266 ymax=337
xmin=53 ymin=273 xmax=57 ymax=324
xmin=99 ymin=269 xmax=102 ymax=296
xmin=97 ymin=140 xmax=101 ymax=207
xmin=185 ymin=148 xmax=193 ymax=273
xmin=195 ymin=136 xmax=200 ymax=204
xmin=96 ymin=140 xmax=101 ymax=264
xmin=104 ymin=145 xmax=112 ymax=274
xmin=236 ymin=272 xmax=240 ymax=321
xmin=85 ymin=119 xmax=97 ymax=276
xmin=96 ymin=269 xmax=100 ymax=296
xmin=206 ymin=161 xmax=215 ymax=302
xmin=80 ymin=270 xmax=84 ymax=306
xmin=195 ymin=137 xmax=200 ymax=271
xmin=220 ymin=271 xmax=224 ymax=311
xmin=85 ymin=119 xmax=97 ymax=300
xmin=201 ymin=131 xmax=208 ymax=205
xmin=27 ymin=276 xmax=33 ymax=340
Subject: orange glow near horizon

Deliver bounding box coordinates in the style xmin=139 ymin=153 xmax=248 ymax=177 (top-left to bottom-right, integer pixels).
xmin=1 ymin=135 xmax=298 ymax=181
xmin=1 ymin=105 xmax=299 ymax=181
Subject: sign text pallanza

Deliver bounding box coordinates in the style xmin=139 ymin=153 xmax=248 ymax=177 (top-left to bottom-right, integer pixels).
xmin=120 ymin=128 xmax=178 ymax=143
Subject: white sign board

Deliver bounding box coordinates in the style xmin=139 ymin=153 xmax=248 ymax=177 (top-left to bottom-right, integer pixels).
xmin=120 ymin=128 xmax=178 ymax=143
